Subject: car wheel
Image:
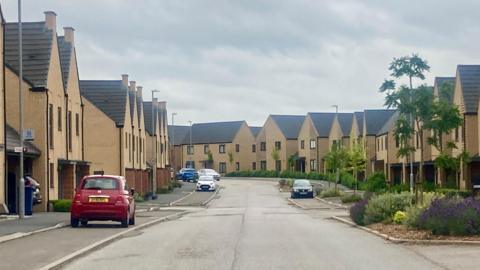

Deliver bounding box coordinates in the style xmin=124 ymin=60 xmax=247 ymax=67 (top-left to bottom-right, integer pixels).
xmin=121 ymin=212 xmax=129 ymax=228
xmin=129 ymin=211 xmax=135 ymax=225
xmin=71 ymin=217 xmax=79 ymax=228
xmin=81 ymin=220 xmax=88 ymax=227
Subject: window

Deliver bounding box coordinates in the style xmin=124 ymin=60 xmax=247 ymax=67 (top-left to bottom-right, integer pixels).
xmin=236 ymin=162 xmax=240 ymax=171
xmin=455 ymin=127 xmax=459 ymax=142
xmin=125 ymin=132 xmax=128 ymax=148
xmin=275 ymin=141 xmax=281 ymax=150
xmin=187 ymin=145 xmax=194 ymax=155
xmin=260 ymin=160 xmax=267 ymax=170
xmin=75 ymin=113 xmax=79 ymax=136
xmin=235 ymin=144 xmax=240 ymax=153
xmin=385 ymin=136 xmax=388 ymax=150
xmin=300 ymin=140 xmax=305 ymax=149
xmin=219 ymin=144 xmax=226 ymax=154
xmin=310 ymin=159 xmax=317 ymax=171
xmin=219 ymin=162 xmax=227 ymax=173
xmin=395 ymin=136 xmax=400 ymax=148
xmin=49 ymin=104 xmax=54 ymax=149
xmin=310 ymin=139 xmax=316 ymax=149
xmin=68 ymin=111 xmax=72 ymax=152
xmin=252 ymin=162 xmax=257 ymax=171
xmin=204 ymin=145 xmax=209 ymax=154
xmin=252 ymin=144 xmax=256 ymax=153
xmin=49 ymin=163 xmax=55 ymax=188
xmin=275 ymin=160 xmax=282 ymax=171
xmin=260 ymin=142 xmax=266 ymax=151
xmin=57 ymin=106 xmax=62 ymax=131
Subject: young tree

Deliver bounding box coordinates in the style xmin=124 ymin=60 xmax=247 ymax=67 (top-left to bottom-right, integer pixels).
xmin=228 ymin=152 xmax=234 ymax=165
xmin=271 ymin=149 xmax=280 ymax=171
xmin=287 ymin=153 xmax=298 ymax=171
xmin=347 ymin=137 xmax=366 ymax=193
xmin=206 ymin=150 xmax=214 ymax=169
xmin=325 ymin=143 xmax=349 ymax=190
xmin=379 ymin=53 xmax=431 ymax=197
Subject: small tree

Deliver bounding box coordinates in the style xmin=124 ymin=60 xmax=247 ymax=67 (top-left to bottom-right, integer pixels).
xmin=271 ymin=148 xmax=280 ymax=171
xmin=206 ymin=150 xmax=214 ymax=168
xmin=287 ymin=153 xmax=298 ymax=171
xmin=228 ymin=152 xmax=234 ymax=165
xmin=325 ymin=142 xmax=349 ymax=190
xmin=347 ymin=137 xmax=366 ymax=193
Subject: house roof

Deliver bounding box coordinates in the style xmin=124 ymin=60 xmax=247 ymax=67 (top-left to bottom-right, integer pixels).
xmin=250 ymin=126 xmax=261 ymax=138
xmin=5 ymin=22 xmax=53 ymax=87
xmin=364 ymin=109 xmax=396 ymax=136
xmin=136 ymin=95 xmax=143 ymax=125
xmin=354 ymin=111 xmax=364 ymax=135
xmin=457 ymin=65 xmax=480 ymax=113
xmin=128 ymin=91 xmax=136 ymax=124
xmin=57 ymin=36 xmax=72 ymax=91
xmin=270 ymin=115 xmax=305 ymax=140
xmin=182 ymin=121 xmax=244 ymax=144
xmin=79 ymin=80 xmax=128 ymax=127
xmin=337 ymin=113 xmax=354 ymax=136
xmin=308 ymin=113 xmax=336 ymax=137
xmin=6 ymin=125 xmax=41 ymax=156
xmin=377 ymin=111 xmax=399 ymax=136
xmin=168 ymin=125 xmax=190 ymax=146
xmin=143 ymin=102 xmax=157 ymax=135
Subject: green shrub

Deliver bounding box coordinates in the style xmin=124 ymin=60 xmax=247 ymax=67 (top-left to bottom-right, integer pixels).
xmin=340 ymin=193 xmax=362 ymax=204
xmin=52 ymin=199 xmax=72 ymax=212
xmin=363 ymin=192 xmax=414 ymax=225
xmin=436 ymin=188 xmax=472 ymax=198
xmin=171 ymin=181 xmax=183 ymax=188
xmin=320 ymin=188 xmax=342 ymax=198
xmin=422 ymin=181 xmax=436 ymax=192
xmin=393 ymin=211 xmax=407 ymax=224
xmin=350 ymin=199 xmax=368 ymax=225
xmin=340 ymin=173 xmax=357 ymax=189
xmin=389 ymin=184 xmax=409 ymax=193
xmin=362 ymin=172 xmax=387 ymax=193
xmin=156 ymin=186 xmax=170 ymax=194
xmin=404 ymin=205 xmax=423 ymax=227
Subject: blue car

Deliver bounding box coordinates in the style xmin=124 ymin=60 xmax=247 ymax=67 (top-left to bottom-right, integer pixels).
xmin=176 ymin=168 xmax=199 ymax=182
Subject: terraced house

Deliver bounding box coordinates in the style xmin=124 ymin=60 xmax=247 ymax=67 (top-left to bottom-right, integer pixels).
xmin=257 ymin=115 xmax=304 ymax=172
xmin=4 ymin=11 xmax=89 ymax=212
xmin=181 ymin=121 xmax=256 ymax=174
xmin=0 ymin=7 xmax=5 ymax=213
xmin=158 ymin=101 xmax=170 ymax=178
xmin=169 ymin=125 xmax=190 ymax=172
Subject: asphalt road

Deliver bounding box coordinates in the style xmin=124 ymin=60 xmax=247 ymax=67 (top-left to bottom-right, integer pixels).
xmin=64 ymin=179 xmax=480 ymax=270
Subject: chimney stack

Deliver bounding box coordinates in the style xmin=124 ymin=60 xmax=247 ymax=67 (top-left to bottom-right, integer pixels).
xmin=121 ymin=74 xmax=129 ymax=87
xmin=44 ymin=11 xmax=57 ymax=30
xmin=129 ymin=81 xmax=136 ymax=92
xmin=136 ymin=86 xmax=143 ymax=98
xmin=63 ymin=27 xmax=75 ymax=45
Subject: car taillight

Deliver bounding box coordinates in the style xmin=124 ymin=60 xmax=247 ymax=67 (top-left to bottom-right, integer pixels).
xmin=73 ymin=193 xmax=82 ymax=204
xmin=116 ymin=196 xmax=127 ymax=205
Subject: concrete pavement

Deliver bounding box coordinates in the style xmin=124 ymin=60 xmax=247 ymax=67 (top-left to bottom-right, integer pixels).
xmin=63 ymin=178 xmax=480 ymax=270
xmin=0 ymin=212 xmax=68 ymax=237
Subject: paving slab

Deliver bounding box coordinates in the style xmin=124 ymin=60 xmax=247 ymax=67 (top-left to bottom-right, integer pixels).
xmin=0 ymin=212 xmax=69 ymax=237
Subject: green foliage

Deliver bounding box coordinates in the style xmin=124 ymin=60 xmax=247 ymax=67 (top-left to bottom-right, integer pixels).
xmin=271 ymin=148 xmax=280 ymax=162
xmin=393 ymin=211 xmax=407 ymax=224
xmin=363 ymin=192 xmax=414 ymax=225
xmin=361 ymin=172 xmax=387 ymax=193
xmin=52 ymin=199 xmax=72 ymax=212
xmin=133 ymin=193 xmax=145 ymax=202
xmin=287 ymin=153 xmax=298 ymax=171
xmin=207 ymin=150 xmax=214 ymax=163
xmin=341 ymin=193 xmax=362 ymax=204
xmin=435 ymin=188 xmax=472 ymax=198
xmin=320 ymin=188 xmax=342 ymax=198
xmin=228 ymin=152 xmax=234 ymax=164
xmin=389 ymin=184 xmax=409 ymax=193
xmin=325 ymin=143 xmax=349 ymax=173
xmin=346 ymin=137 xmax=366 ymax=187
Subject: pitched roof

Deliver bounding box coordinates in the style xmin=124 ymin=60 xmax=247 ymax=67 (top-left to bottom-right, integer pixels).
xmin=169 ymin=125 xmax=190 ymax=145
xmin=79 ymin=80 xmax=128 ymax=127
xmin=57 ymin=36 xmax=72 ymax=90
xmin=308 ymin=113 xmax=336 ymax=137
xmin=182 ymin=121 xmax=244 ymax=144
xmin=128 ymin=91 xmax=136 ymax=124
xmin=143 ymin=102 xmax=157 ymax=135
xmin=457 ymin=65 xmax=480 ymax=113
xmin=377 ymin=111 xmax=399 ymax=136
xmin=354 ymin=111 xmax=364 ymax=135
xmin=364 ymin=109 xmax=396 ymax=136
xmin=136 ymin=95 xmax=143 ymax=125
xmin=5 ymin=22 xmax=53 ymax=87
xmin=337 ymin=113 xmax=354 ymax=136
xmin=250 ymin=126 xmax=261 ymax=138
xmin=6 ymin=125 xmax=40 ymax=156
xmin=270 ymin=115 xmax=305 ymax=140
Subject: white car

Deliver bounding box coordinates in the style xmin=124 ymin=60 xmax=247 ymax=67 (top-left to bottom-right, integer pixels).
xmin=196 ymin=175 xmax=217 ymax=191
xmin=197 ymin=169 xmax=221 ymax=181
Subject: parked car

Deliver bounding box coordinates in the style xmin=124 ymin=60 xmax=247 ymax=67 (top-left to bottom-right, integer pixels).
xmin=196 ymin=175 xmax=217 ymax=191
xmin=290 ymin=179 xmax=314 ymax=198
xmin=71 ymin=175 xmax=136 ymax=228
xmin=25 ymin=176 xmax=42 ymax=205
xmin=177 ymin=168 xmax=199 ymax=182
xmin=197 ymin=169 xmax=221 ymax=181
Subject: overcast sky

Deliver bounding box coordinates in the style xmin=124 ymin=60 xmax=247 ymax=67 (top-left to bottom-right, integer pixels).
xmin=2 ymin=0 xmax=480 ymax=126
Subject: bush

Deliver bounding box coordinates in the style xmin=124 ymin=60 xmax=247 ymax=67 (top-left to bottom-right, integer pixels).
xmin=341 ymin=193 xmax=362 ymax=204
xmin=52 ymin=200 xmax=72 ymax=212
xmin=393 ymin=211 xmax=407 ymax=224
xmin=156 ymin=186 xmax=170 ymax=194
xmin=389 ymin=184 xmax=409 ymax=193
xmin=361 ymin=172 xmax=387 ymax=193
xmin=133 ymin=193 xmax=145 ymax=202
xmin=350 ymin=199 xmax=368 ymax=225
xmin=363 ymin=192 xmax=414 ymax=225
xmin=340 ymin=173 xmax=357 ymax=189
xmin=320 ymin=188 xmax=342 ymax=198
xmin=404 ymin=205 xmax=423 ymax=227
xmin=418 ymin=198 xmax=480 ymax=235
xmin=436 ymin=188 xmax=472 ymax=198
xmin=171 ymin=181 xmax=183 ymax=188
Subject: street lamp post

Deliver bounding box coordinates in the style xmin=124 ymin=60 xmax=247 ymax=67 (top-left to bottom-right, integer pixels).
xmin=171 ymin=113 xmax=177 ymax=172
xmin=188 ymin=120 xmax=192 ymax=168
xmin=18 ymin=0 xmax=25 ymax=218
xmin=332 ymin=105 xmax=339 ymax=189
xmin=151 ymin=90 xmax=160 ymax=198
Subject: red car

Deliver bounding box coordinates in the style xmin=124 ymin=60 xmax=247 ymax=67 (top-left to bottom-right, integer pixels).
xmin=71 ymin=175 xmax=136 ymax=228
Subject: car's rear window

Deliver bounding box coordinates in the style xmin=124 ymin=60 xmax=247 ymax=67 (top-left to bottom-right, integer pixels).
xmin=82 ymin=178 xmax=119 ymax=190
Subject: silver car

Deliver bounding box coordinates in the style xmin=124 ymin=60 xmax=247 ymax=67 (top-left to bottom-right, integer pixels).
xmin=291 ymin=180 xmax=314 ymax=198
xmin=197 ymin=169 xmax=221 ymax=181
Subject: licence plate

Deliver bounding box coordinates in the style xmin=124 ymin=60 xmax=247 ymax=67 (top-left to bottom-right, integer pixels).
xmin=299 ymin=192 xmax=307 ymax=195
xmin=89 ymin=197 xmax=109 ymax=203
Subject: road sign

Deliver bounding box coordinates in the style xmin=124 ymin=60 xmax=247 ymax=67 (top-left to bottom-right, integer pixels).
xmin=14 ymin=147 xmax=23 ymax=153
